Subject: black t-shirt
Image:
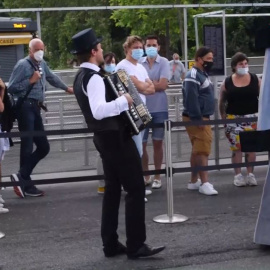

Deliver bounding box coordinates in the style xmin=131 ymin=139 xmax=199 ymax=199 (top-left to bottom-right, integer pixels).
xmin=225 ymin=73 xmax=259 ymax=115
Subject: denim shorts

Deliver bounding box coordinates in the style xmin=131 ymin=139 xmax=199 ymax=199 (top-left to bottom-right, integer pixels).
xmin=143 ymin=112 xmax=168 ymax=143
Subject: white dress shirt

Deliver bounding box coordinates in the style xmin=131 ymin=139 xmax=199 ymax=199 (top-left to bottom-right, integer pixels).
xmin=80 ymin=62 xmax=128 ymax=120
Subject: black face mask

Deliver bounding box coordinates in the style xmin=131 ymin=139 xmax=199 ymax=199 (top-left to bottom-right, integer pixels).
xmin=203 ymin=61 xmax=214 ymax=73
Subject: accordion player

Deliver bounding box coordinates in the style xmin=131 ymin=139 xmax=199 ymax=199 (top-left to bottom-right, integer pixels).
xmin=104 ymin=69 xmax=152 ymax=135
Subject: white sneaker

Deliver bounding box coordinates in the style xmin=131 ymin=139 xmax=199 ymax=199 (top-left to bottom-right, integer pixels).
xmin=152 ymin=179 xmax=162 ymax=189
xmin=234 ymin=173 xmax=246 ymax=187
xmin=199 ymin=182 xmax=218 ymax=195
xmin=144 ymin=197 xmax=148 ymax=203
xmin=0 ymin=207 xmax=9 ymax=214
xmin=246 ymin=173 xmax=258 ymax=186
xmin=145 ymin=189 xmax=152 ymax=196
xmin=144 ymin=176 xmax=153 ymax=186
xmin=0 ymin=231 xmax=5 ymax=239
xmin=187 ymin=179 xmax=202 ymax=190
xmin=0 ymin=195 xmax=5 ymax=204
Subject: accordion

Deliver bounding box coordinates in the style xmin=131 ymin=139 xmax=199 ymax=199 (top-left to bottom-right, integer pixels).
xmin=104 ymin=69 xmax=152 ymax=135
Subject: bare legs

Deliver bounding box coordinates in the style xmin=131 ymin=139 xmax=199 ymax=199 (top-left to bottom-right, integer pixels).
xmin=190 ymin=153 xmax=209 ymax=184
xmin=142 ymin=140 xmax=164 ymax=181
xmin=232 ymin=150 xmax=255 ymax=175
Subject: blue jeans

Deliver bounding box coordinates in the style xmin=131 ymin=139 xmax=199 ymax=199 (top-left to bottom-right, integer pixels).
xmin=16 ymin=99 xmax=50 ymax=186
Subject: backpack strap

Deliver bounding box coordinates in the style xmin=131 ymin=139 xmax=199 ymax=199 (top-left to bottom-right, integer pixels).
xmin=19 ymin=59 xmax=39 ymax=104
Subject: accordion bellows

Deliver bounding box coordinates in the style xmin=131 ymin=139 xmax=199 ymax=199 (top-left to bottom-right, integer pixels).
xmin=104 ymin=69 xmax=152 ymax=135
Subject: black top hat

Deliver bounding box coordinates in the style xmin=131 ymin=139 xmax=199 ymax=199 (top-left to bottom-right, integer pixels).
xmin=70 ymin=28 xmax=103 ymax=54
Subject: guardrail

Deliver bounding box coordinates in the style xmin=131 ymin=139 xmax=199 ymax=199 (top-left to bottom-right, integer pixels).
xmin=1 ymin=118 xmax=268 ymax=224
xmin=10 ymin=80 xmax=260 ymax=166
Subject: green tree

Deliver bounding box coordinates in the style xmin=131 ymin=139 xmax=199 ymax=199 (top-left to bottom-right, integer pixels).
xmin=2 ymin=0 xmax=114 ymax=68
xmin=109 ymin=0 xmax=221 ymax=59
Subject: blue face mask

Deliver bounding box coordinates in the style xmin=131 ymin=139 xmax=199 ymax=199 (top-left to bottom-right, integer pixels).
xmin=131 ymin=49 xmax=144 ymax=60
xmin=236 ymin=67 xmax=249 ymax=76
xmin=145 ymin=47 xmax=158 ymax=58
xmin=104 ymin=63 xmax=116 ymax=74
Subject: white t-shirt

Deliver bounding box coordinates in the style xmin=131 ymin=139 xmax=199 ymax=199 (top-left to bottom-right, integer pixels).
xmin=115 ymin=59 xmax=149 ymax=104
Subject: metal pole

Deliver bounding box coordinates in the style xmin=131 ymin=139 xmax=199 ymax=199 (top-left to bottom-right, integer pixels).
xmin=165 ymin=19 xmax=170 ymax=60
xmin=222 ymin=10 xmax=227 ymax=77
xmin=195 ymin=17 xmax=199 ymax=49
xmin=36 ymin=11 xmax=41 ymax=39
xmin=213 ymin=77 xmax=220 ymax=166
xmin=175 ymin=96 xmax=182 ymax=158
xmin=153 ymin=120 xmax=188 ymax=224
xmin=59 ymin=99 xmax=66 ymax=152
xmin=84 ymin=121 xmax=90 ymax=166
xmin=183 ymin=8 xmax=188 ymax=71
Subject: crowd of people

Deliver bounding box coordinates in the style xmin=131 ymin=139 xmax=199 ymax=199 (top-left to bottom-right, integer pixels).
xmin=0 ymin=27 xmax=261 ymax=258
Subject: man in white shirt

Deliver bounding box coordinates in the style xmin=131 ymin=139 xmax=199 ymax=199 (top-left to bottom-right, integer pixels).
xmin=115 ymin=35 xmax=155 ymax=157
xmin=116 ymin=35 xmax=155 ymax=200
xmin=71 ymin=28 xmax=164 ymax=259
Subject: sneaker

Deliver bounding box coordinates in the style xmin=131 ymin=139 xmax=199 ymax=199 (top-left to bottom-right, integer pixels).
xmin=144 ymin=197 xmax=148 ymax=203
xmin=0 ymin=207 xmax=9 ymax=214
xmin=187 ymin=179 xmax=202 ymax=190
xmin=145 ymin=189 xmax=152 ymax=196
xmin=234 ymin=173 xmax=246 ymax=187
xmin=97 ymin=186 xmax=105 ymax=194
xmin=152 ymin=179 xmax=162 ymax=189
xmin=0 ymin=195 xmax=5 ymax=204
xmin=0 ymin=203 xmax=4 ymax=208
xmin=246 ymin=173 xmax=258 ymax=186
xmin=10 ymin=174 xmax=25 ymax=198
xmin=24 ymin=186 xmax=44 ymax=197
xmin=199 ymin=182 xmax=218 ymax=195
xmin=144 ymin=176 xmax=153 ymax=186
xmin=0 ymin=231 xmax=5 ymax=239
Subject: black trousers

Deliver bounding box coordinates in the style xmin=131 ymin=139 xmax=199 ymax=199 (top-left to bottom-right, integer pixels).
xmin=93 ymin=129 xmax=146 ymax=254
xmin=17 ymin=99 xmax=50 ymax=186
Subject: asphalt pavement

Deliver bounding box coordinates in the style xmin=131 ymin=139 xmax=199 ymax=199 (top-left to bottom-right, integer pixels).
xmin=1 ymin=165 xmax=270 ymax=270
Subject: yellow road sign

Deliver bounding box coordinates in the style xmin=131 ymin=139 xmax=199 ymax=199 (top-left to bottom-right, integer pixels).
xmin=188 ymin=61 xmax=195 ymax=69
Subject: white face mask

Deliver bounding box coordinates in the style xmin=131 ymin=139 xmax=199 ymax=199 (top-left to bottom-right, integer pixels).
xmin=236 ymin=67 xmax=249 ymax=76
xmin=33 ymin=50 xmax=44 ymax=62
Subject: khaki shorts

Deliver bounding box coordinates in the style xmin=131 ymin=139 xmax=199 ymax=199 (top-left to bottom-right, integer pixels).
xmin=182 ymin=116 xmax=212 ymax=156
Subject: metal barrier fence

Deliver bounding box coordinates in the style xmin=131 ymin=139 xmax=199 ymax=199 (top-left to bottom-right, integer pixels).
xmin=1 ymin=118 xmax=269 ymax=226
xmin=2 ymin=75 xmax=265 ymax=178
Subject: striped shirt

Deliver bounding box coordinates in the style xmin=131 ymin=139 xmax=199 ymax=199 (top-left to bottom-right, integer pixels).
xmin=182 ymin=67 xmax=215 ymax=120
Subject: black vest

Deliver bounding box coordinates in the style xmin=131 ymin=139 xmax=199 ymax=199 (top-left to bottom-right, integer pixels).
xmin=73 ymin=67 xmax=122 ymax=133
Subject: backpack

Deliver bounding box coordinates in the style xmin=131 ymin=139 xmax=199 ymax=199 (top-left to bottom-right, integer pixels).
xmin=1 ymin=86 xmax=16 ymax=146
xmin=1 ymin=59 xmax=38 ymax=134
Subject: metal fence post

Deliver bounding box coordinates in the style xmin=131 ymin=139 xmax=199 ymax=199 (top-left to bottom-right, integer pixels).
xmin=84 ymin=121 xmax=90 ymax=166
xmin=153 ymin=120 xmax=188 ymax=224
xmin=59 ymin=99 xmax=67 ymax=152
xmin=175 ymin=95 xmax=182 ymax=158
xmin=213 ymin=77 xmax=220 ymax=166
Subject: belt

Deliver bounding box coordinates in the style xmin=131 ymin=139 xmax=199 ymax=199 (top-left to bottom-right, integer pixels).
xmin=182 ymin=113 xmax=210 ymax=119
xmin=27 ymin=98 xmax=48 ymax=112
